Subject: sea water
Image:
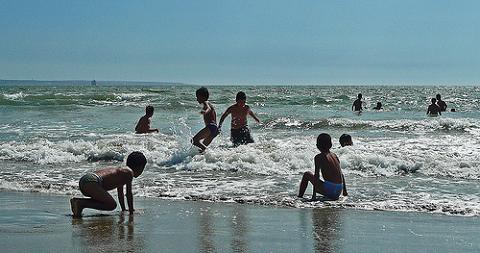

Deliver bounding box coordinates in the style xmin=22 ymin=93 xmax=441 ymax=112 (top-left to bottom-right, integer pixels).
xmin=1 ymin=82 xmax=479 ymax=216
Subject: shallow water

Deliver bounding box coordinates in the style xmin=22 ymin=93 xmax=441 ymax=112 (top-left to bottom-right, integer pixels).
xmin=1 ymin=82 xmax=479 ymax=216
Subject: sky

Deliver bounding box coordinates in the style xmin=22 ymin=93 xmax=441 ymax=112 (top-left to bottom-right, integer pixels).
xmin=1 ymin=0 xmax=479 ymax=85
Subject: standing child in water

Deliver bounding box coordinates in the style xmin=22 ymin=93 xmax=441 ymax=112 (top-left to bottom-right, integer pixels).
xmin=218 ymin=91 xmax=261 ymax=146
xmin=352 ymin=93 xmax=363 ymax=112
xmin=298 ymin=133 xmax=348 ymax=200
xmin=436 ymin=94 xmax=447 ymax=112
xmin=70 ymin=151 xmax=147 ymax=217
xmin=373 ymin=102 xmax=383 ymax=110
xmin=427 ymin=98 xmax=442 ymax=116
xmin=192 ymin=87 xmax=218 ymax=152
xmin=135 ymin=105 xmax=159 ymax=134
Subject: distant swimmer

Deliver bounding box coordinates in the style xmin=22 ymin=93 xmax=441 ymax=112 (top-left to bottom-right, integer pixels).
xmin=192 ymin=87 xmax=219 ymax=152
xmin=298 ymin=133 xmax=348 ymax=200
xmin=436 ymin=94 xmax=447 ymax=112
xmin=352 ymin=93 xmax=363 ymax=112
xmin=70 ymin=152 xmax=147 ymax=217
xmin=135 ymin=105 xmax=159 ymax=134
xmin=339 ymin=134 xmax=353 ymax=147
xmin=218 ymin=91 xmax=261 ymax=147
xmin=373 ymin=102 xmax=383 ymax=110
xmin=427 ymin=98 xmax=442 ymax=116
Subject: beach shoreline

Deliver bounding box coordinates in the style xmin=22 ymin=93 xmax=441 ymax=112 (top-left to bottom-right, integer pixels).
xmin=1 ymin=190 xmax=478 ymax=252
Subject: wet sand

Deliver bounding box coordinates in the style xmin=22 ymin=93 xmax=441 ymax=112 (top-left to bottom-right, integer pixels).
xmin=0 ymin=191 xmax=478 ymax=253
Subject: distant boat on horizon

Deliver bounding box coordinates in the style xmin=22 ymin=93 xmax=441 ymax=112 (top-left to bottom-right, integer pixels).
xmin=91 ymin=80 xmax=97 ymax=86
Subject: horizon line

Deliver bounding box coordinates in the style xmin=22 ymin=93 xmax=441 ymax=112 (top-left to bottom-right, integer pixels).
xmin=0 ymin=79 xmax=478 ymax=87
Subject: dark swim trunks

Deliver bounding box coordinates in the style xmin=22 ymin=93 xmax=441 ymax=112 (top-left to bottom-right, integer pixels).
xmin=323 ymin=181 xmax=343 ymax=200
xmin=231 ymin=126 xmax=254 ymax=146
xmin=79 ymin=173 xmax=103 ymax=196
xmin=207 ymin=123 xmax=219 ymax=137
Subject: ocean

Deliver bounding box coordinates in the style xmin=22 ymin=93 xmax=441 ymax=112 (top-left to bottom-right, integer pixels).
xmin=1 ymin=82 xmax=479 ymax=216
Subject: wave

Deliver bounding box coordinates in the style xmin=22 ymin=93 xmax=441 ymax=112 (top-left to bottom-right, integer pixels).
xmin=262 ymin=117 xmax=480 ymax=134
xmin=0 ymin=92 xmax=153 ymax=106
xmin=0 ymin=133 xmax=478 ymax=181
xmin=0 ymin=133 xmax=479 ymax=217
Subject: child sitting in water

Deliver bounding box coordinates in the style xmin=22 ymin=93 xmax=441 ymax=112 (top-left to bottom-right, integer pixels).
xmin=427 ymin=98 xmax=442 ymax=116
xmin=70 ymin=151 xmax=147 ymax=217
xmin=373 ymin=102 xmax=383 ymax=110
xmin=135 ymin=105 xmax=159 ymax=134
xmin=298 ymin=133 xmax=348 ymax=200
xmin=218 ymin=91 xmax=261 ymax=146
xmin=192 ymin=87 xmax=218 ymax=152
xmin=339 ymin=134 xmax=353 ymax=147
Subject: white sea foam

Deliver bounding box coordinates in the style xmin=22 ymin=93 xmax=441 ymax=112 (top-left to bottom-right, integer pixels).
xmin=265 ymin=117 xmax=480 ymax=134
xmin=3 ymin=92 xmax=25 ymax=100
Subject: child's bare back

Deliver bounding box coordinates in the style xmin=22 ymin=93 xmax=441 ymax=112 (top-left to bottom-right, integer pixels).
xmin=317 ymin=152 xmax=342 ymax=184
xmin=94 ymin=167 xmax=134 ymax=191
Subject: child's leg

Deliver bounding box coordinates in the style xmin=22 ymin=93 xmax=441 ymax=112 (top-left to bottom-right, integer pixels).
xmin=202 ymin=134 xmax=215 ymax=147
xmin=298 ymin=171 xmax=325 ymax=197
xmin=192 ymin=127 xmax=211 ymax=151
xmin=71 ymin=183 xmax=117 ymax=217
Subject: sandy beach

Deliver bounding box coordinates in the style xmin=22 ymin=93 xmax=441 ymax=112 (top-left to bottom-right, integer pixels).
xmin=0 ymin=190 xmax=478 ymax=253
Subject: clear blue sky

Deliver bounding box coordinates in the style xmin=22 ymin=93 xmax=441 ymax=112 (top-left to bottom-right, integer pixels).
xmin=1 ymin=0 xmax=479 ymax=85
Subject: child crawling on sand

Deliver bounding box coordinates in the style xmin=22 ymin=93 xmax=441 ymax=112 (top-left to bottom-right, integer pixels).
xmin=70 ymin=151 xmax=147 ymax=217
xmin=298 ymin=133 xmax=348 ymax=200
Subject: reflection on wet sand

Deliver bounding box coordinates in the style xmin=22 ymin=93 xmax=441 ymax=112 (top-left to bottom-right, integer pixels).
xmin=197 ymin=204 xmax=248 ymax=253
xmin=311 ymin=208 xmax=343 ymax=253
xmin=71 ymin=213 xmax=144 ymax=253
xmin=198 ymin=207 xmax=216 ymax=253
xmin=231 ymin=206 xmax=247 ymax=253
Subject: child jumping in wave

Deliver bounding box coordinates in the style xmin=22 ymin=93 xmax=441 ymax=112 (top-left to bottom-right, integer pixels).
xmin=298 ymin=133 xmax=348 ymax=200
xmin=192 ymin=87 xmax=218 ymax=152
xmin=70 ymin=151 xmax=147 ymax=217
xmin=218 ymin=91 xmax=261 ymax=146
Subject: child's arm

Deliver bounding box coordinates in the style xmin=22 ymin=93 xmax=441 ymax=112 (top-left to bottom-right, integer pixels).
xmin=145 ymin=118 xmax=158 ymax=133
xmin=342 ymin=173 xmax=348 ymax=196
xmin=126 ymin=181 xmax=134 ymax=214
xmin=218 ymin=106 xmax=232 ymax=129
xmin=248 ymin=108 xmax=261 ymax=123
xmin=312 ymin=156 xmax=321 ymax=200
xmin=200 ymin=102 xmax=211 ymax=115
xmin=117 ymin=186 xmax=126 ymax=211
